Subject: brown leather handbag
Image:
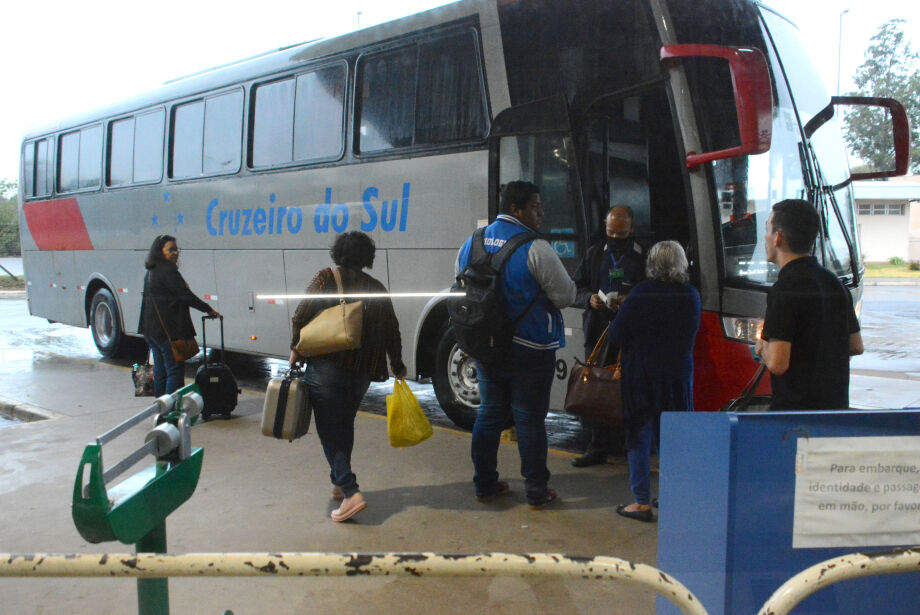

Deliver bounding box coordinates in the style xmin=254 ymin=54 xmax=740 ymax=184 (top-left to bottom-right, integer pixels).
xmin=295 ymin=268 xmax=364 ymax=357
xmin=564 ymin=328 xmax=622 ymax=426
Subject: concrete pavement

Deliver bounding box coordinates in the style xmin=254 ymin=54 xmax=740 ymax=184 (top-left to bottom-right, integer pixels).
xmin=0 ymin=353 xmax=657 ymax=615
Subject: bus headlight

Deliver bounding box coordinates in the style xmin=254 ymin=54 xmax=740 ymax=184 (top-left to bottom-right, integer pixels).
xmin=721 ymin=316 xmax=763 ymax=344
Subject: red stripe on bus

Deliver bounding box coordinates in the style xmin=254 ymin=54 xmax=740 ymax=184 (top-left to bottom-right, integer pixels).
xmin=23 ymin=198 xmax=93 ymax=251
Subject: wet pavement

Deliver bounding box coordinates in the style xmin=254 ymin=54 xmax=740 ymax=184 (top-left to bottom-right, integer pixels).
xmin=0 ymin=295 xmax=591 ymax=450
xmin=1 ymin=285 xmax=918 ymax=436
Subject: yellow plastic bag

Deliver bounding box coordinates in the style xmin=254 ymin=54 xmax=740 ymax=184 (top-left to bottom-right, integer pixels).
xmin=386 ymin=379 xmax=433 ymax=447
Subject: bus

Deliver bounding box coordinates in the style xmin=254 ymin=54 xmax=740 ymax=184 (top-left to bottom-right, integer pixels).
xmin=18 ymin=0 xmax=908 ymax=429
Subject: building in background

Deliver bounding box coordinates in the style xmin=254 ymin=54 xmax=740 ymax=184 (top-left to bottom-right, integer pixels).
xmin=853 ymin=176 xmax=920 ymax=263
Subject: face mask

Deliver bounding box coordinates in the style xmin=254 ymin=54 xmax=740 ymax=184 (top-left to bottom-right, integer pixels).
xmin=607 ymin=237 xmax=629 ymax=254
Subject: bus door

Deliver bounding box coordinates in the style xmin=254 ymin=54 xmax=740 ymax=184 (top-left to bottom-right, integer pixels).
xmin=580 ymin=86 xmax=692 ymax=266
xmin=488 ymin=95 xmax=588 ymax=405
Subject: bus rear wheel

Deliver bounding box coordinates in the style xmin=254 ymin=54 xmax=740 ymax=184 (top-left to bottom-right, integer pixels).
xmin=432 ymin=326 xmax=481 ymax=430
xmin=90 ymin=288 xmax=124 ymax=358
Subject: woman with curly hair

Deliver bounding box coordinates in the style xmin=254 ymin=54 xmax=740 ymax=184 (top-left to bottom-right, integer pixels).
xmin=290 ymin=231 xmax=406 ymax=522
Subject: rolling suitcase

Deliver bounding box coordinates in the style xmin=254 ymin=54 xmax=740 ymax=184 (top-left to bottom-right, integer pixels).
xmin=195 ymin=315 xmax=240 ymax=419
xmin=261 ymin=369 xmax=311 ymax=441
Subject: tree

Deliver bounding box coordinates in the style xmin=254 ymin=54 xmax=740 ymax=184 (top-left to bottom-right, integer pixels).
xmin=0 ymin=179 xmax=20 ymax=256
xmin=844 ymin=19 xmax=920 ymax=174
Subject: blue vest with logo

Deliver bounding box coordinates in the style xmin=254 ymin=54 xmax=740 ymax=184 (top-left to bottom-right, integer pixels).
xmin=457 ymin=215 xmax=566 ymax=351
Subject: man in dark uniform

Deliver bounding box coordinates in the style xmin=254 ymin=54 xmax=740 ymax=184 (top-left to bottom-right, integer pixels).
xmin=755 ymin=199 xmax=863 ymax=410
xmin=570 ymin=205 xmax=646 ymax=466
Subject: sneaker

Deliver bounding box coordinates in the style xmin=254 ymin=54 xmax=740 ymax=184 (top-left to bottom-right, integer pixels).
xmin=476 ymin=481 xmax=511 ymax=503
xmin=528 ymin=489 xmax=558 ymax=510
xmin=332 ymin=485 xmax=344 ymax=501
xmin=331 ymin=492 xmax=367 ymax=522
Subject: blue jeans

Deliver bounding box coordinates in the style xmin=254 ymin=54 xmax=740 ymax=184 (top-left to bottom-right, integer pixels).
xmin=472 ymin=346 xmax=555 ymax=504
xmin=145 ymin=336 xmax=185 ymax=397
xmin=303 ymin=358 xmax=371 ymax=498
xmin=625 ymin=417 xmax=660 ymax=505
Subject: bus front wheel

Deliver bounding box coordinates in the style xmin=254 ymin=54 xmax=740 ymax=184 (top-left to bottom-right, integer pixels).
xmin=432 ymin=326 xmax=481 ymax=430
xmin=89 ymin=288 xmax=124 ymax=358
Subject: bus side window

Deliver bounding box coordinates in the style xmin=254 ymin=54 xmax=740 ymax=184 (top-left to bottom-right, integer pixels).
xmin=171 ymin=90 xmax=242 ymax=179
xmin=357 ymin=29 xmax=487 ymax=153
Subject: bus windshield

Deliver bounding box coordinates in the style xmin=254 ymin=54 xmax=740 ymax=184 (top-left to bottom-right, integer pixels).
xmin=761 ymin=9 xmax=861 ymax=280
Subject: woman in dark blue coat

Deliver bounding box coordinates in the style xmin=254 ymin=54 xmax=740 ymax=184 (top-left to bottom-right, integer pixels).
xmin=608 ymin=241 xmax=701 ymax=522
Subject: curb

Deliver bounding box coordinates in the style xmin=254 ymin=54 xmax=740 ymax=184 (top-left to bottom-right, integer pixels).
xmin=0 ymin=396 xmax=63 ymax=423
xmin=0 ymin=290 xmax=27 ymax=298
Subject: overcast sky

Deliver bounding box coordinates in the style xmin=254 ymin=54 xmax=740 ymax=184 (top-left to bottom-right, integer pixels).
xmin=2 ymin=0 xmax=917 ymax=184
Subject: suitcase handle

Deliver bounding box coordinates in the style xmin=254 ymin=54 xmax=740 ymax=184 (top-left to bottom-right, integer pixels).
xmin=200 ymin=315 xmax=225 ymax=365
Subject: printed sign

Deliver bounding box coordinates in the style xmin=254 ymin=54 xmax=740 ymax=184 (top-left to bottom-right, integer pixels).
xmin=793 ymin=436 xmax=920 ymax=548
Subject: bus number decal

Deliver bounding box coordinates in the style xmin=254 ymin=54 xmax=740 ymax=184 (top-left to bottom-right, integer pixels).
xmin=555 ymin=359 xmax=568 ymax=381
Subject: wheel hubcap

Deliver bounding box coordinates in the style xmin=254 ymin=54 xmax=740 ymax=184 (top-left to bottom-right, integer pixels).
xmin=94 ymin=303 xmax=114 ymax=346
xmin=447 ymin=343 xmax=480 ymax=408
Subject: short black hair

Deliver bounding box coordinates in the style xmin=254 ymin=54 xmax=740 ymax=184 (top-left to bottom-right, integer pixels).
xmin=330 ymin=231 xmax=376 ymax=269
xmin=771 ymin=199 xmax=819 ymax=255
xmin=145 ymin=234 xmax=176 ymax=269
xmin=500 ymin=181 xmax=540 ymax=214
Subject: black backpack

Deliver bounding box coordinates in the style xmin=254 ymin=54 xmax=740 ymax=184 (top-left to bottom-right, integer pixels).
xmin=447 ymin=227 xmax=540 ymax=367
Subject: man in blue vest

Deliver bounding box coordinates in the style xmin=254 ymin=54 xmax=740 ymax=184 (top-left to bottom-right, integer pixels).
xmin=455 ymin=181 xmax=576 ymax=509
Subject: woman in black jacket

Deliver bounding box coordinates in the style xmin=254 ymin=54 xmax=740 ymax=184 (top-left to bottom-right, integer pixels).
xmin=138 ymin=235 xmax=219 ymax=396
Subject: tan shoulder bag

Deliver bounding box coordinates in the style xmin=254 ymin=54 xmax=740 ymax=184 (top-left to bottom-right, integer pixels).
xmin=294 ymin=268 xmax=364 ymax=357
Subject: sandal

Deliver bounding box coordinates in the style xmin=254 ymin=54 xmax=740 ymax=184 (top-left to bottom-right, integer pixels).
xmin=616 ymin=503 xmax=653 ymax=522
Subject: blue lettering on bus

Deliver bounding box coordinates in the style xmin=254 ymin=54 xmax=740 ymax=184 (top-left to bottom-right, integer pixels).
xmin=275 ymin=207 xmax=287 ymax=235
xmin=287 ymin=207 xmax=303 ymax=234
xmin=227 ymin=210 xmax=241 ymax=235
xmin=206 ymin=199 xmax=220 ymax=236
xmin=331 ymin=204 xmax=348 ymax=232
xmin=205 ymin=183 xmax=410 ymax=237
xmin=399 ymin=182 xmax=410 ymax=232
xmin=240 ymin=209 xmax=253 ymax=235
xmin=361 ymin=187 xmax=378 ymax=232
xmin=253 ymin=208 xmax=266 ymax=235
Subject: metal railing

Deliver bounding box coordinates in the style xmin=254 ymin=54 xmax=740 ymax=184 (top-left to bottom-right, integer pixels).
xmin=1 ymin=551 xmax=709 ymax=615
xmin=757 ymin=547 xmax=920 ymax=615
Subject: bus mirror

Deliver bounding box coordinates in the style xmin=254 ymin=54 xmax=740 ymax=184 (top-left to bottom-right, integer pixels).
xmin=660 ymin=44 xmax=773 ymax=168
xmin=804 ymin=96 xmax=910 ymax=181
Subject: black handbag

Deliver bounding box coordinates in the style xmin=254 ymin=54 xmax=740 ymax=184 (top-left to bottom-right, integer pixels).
xmin=721 ymin=363 xmax=770 ymax=412
xmin=563 ymin=329 xmax=623 ymax=426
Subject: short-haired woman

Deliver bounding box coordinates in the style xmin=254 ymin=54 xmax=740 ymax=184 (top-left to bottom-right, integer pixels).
xmin=138 ymin=235 xmax=219 ymax=396
xmin=607 ymin=240 xmax=701 ymax=522
xmin=290 ymin=231 xmax=406 ymax=522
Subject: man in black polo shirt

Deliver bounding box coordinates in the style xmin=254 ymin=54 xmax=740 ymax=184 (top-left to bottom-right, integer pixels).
xmin=754 ymin=199 xmax=863 ymax=410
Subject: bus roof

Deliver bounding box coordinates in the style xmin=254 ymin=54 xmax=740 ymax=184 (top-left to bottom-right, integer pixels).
xmin=22 ymin=0 xmax=481 ymax=141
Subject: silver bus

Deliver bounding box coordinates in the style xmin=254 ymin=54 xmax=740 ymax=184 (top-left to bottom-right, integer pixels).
xmin=18 ymin=0 xmax=908 ymax=428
